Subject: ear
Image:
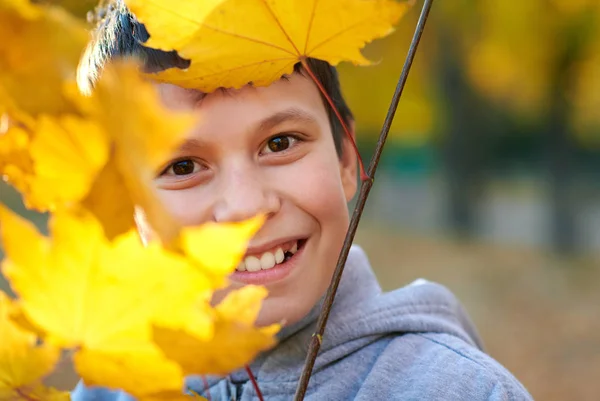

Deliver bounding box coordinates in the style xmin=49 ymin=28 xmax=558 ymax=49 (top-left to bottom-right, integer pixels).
xmin=339 ymin=120 xmax=358 ymax=202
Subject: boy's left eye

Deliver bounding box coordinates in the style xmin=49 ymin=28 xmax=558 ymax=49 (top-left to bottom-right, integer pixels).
xmin=261 ymin=134 xmax=298 ymax=154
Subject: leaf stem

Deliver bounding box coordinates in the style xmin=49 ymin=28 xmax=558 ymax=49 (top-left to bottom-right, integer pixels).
xmin=300 ymin=58 xmax=369 ymax=182
xmin=292 ymin=1 xmax=435 ymax=400
xmin=201 ymin=376 xmax=211 ymax=401
xmin=15 ymin=387 xmax=40 ymax=401
xmin=244 ymin=364 xmax=264 ymax=401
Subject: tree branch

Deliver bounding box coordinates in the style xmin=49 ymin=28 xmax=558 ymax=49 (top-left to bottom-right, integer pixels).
xmin=292 ymin=0 xmax=435 ymax=399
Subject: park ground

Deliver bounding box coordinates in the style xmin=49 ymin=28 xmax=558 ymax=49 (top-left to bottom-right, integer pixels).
xmin=356 ymin=226 xmax=600 ymax=401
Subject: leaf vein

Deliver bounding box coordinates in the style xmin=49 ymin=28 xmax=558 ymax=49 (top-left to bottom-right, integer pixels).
xmin=142 ymin=0 xmax=297 ymax=56
xmin=303 ymin=0 xmax=319 ymax=54
xmin=257 ymin=0 xmax=301 ymax=55
xmin=307 ymin=16 xmax=382 ymax=56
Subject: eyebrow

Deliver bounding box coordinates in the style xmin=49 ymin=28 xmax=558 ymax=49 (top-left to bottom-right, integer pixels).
xmin=176 ymin=137 xmax=209 ymax=153
xmin=255 ymin=107 xmax=319 ymax=133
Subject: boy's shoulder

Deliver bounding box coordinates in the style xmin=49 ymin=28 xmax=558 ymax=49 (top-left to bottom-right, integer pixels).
xmin=356 ymin=330 xmax=533 ymax=400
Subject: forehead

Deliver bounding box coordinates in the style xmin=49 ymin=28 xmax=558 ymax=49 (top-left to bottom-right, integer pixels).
xmin=155 ymin=73 xmax=325 ymax=116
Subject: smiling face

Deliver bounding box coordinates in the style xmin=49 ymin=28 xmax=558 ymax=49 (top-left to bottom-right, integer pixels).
xmin=140 ymin=73 xmax=357 ymax=327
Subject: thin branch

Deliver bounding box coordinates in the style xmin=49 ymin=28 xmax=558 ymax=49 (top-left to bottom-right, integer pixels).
xmin=292 ymin=1 xmax=435 ymax=400
xmin=244 ymin=364 xmax=264 ymax=401
xmin=201 ymin=376 xmax=211 ymax=401
xmin=301 ymin=58 xmax=369 ymax=181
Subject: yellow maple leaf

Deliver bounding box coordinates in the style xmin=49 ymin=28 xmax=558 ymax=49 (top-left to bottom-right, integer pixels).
xmin=0 ymin=0 xmax=103 ymax=212
xmin=0 ymin=0 xmax=87 ymax=116
xmin=81 ymin=60 xmax=198 ymax=241
xmin=153 ymin=285 xmax=279 ymax=376
xmin=26 ymin=115 xmax=109 ymax=211
xmin=0 ymin=205 xmax=206 ymax=397
xmin=2 ymin=59 xmax=197 ymax=239
xmin=0 ymin=114 xmax=108 ymax=212
xmin=0 ymin=292 xmax=69 ymax=401
xmin=124 ymin=0 xmax=411 ymax=91
xmin=0 ymin=204 xmax=266 ymax=397
xmin=0 ymin=123 xmax=33 ymax=198
xmin=80 ymin=157 xmax=137 ymax=240
xmin=180 ymin=215 xmax=265 ymax=287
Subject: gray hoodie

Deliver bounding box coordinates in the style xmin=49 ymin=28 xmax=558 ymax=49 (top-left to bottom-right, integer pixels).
xmin=72 ymin=245 xmax=533 ymax=400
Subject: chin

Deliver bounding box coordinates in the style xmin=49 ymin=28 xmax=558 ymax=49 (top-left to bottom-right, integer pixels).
xmin=255 ymin=298 xmax=309 ymax=329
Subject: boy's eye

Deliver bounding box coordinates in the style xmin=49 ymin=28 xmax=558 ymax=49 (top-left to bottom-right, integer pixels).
xmin=262 ymin=135 xmax=297 ymax=154
xmin=162 ymin=159 xmax=201 ymax=176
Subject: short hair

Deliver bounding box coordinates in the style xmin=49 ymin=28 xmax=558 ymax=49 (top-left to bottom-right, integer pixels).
xmin=78 ymin=0 xmax=353 ymax=156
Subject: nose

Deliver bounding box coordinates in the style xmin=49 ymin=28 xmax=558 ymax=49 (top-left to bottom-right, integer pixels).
xmin=212 ymin=163 xmax=280 ymax=223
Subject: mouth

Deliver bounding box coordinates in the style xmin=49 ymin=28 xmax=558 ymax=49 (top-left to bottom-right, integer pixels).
xmin=231 ymin=238 xmax=307 ymax=285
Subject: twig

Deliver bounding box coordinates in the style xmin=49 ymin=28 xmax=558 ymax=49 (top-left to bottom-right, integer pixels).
xmin=200 ymin=376 xmax=211 ymax=401
xmin=15 ymin=387 xmax=39 ymax=401
xmin=292 ymin=0 xmax=435 ymax=399
xmin=301 ymin=58 xmax=369 ymax=181
xmin=244 ymin=364 xmax=264 ymax=401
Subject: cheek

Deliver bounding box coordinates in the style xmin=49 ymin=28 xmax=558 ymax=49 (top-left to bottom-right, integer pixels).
xmin=156 ymin=187 xmax=211 ymax=226
xmin=279 ymin=149 xmax=350 ymax=229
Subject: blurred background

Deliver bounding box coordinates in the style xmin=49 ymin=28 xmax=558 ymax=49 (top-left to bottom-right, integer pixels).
xmin=2 ymin=0 xmax=600 ymax=400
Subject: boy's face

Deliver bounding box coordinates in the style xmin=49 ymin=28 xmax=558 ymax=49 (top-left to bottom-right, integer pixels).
xmin=143 ymin=73 xmax=357 ymax=327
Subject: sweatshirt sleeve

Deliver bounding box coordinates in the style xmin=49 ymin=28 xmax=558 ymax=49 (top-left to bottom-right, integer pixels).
xmin=71 ymin=381 xmax=135 ymax=401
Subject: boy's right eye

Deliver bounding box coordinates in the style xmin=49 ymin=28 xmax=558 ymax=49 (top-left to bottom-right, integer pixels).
xmin=160 ymin=159 xmax=202 ymax=177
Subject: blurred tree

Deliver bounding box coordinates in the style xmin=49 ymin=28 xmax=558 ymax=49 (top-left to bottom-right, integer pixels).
xmin=338 ymin=6 xmax=440 ymax=148
xmin=448 ymin=0 xmax=600 ymax=254
xmin=341 ymin=0 xmax=599 ymax=253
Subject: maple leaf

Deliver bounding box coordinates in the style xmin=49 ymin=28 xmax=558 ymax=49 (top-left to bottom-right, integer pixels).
xmin=79 ymin=157 xmax=137 ymax=240
xmin=2 ymin=59 xmax=197 ymax=239
xmin=124 ymin=0 xmax=412 ymax=91
xmin=0 ymin=205 xmax=197 ymax=397
xmin=77 ymin=60 xmax=198 ymax=241
xmin=0 ymin=114 xmax=108 ymax=212
xmin=0 ymin=0 xmax=87 ymax=116
xmin=180 ymin=215 xmax=265 ymax=288
xmin=0 ymin=0 xmax=102 ymax=212
xmin=26 ymin=115 xmax=109 ymax=211
xmin=0 ymin=123 xmax=33 ymax=199
xmin=0 ymin=204 xmax=266 ymax=397
xmin=153 ymin=285 xmax=279 ymax=376
xmin=0 ymin=292 xmax=69 ymax=401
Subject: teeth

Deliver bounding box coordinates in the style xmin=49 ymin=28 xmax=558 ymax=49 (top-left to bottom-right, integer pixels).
xmin=244 ymin=256 xmax=261 ymax=272
xmin=260 ymin=252 xmax=276 ymax=270
xmin=275 ymin=248 xmax=284 ymax=264
xmin=236 ymin=241 xmax=302 ymax=272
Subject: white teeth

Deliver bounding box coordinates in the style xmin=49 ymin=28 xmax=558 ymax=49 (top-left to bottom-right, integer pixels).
xmin=245 ymin=256 xmax=261 ymax=272
xmin=275 ymin=248 xmax=284 ymax=264
xmin=260 ymin=252 xmax=276 ymax=270
xmin=238 ymin=242 xmax=301 ymax=273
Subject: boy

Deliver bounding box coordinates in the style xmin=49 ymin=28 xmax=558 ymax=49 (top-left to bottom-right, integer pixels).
xmin=73 ymin=2 xmax=533 ymax=400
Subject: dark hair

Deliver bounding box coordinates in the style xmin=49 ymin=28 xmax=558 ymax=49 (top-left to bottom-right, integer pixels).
xmin=78 ymin=0 xmax=353 ymax=156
